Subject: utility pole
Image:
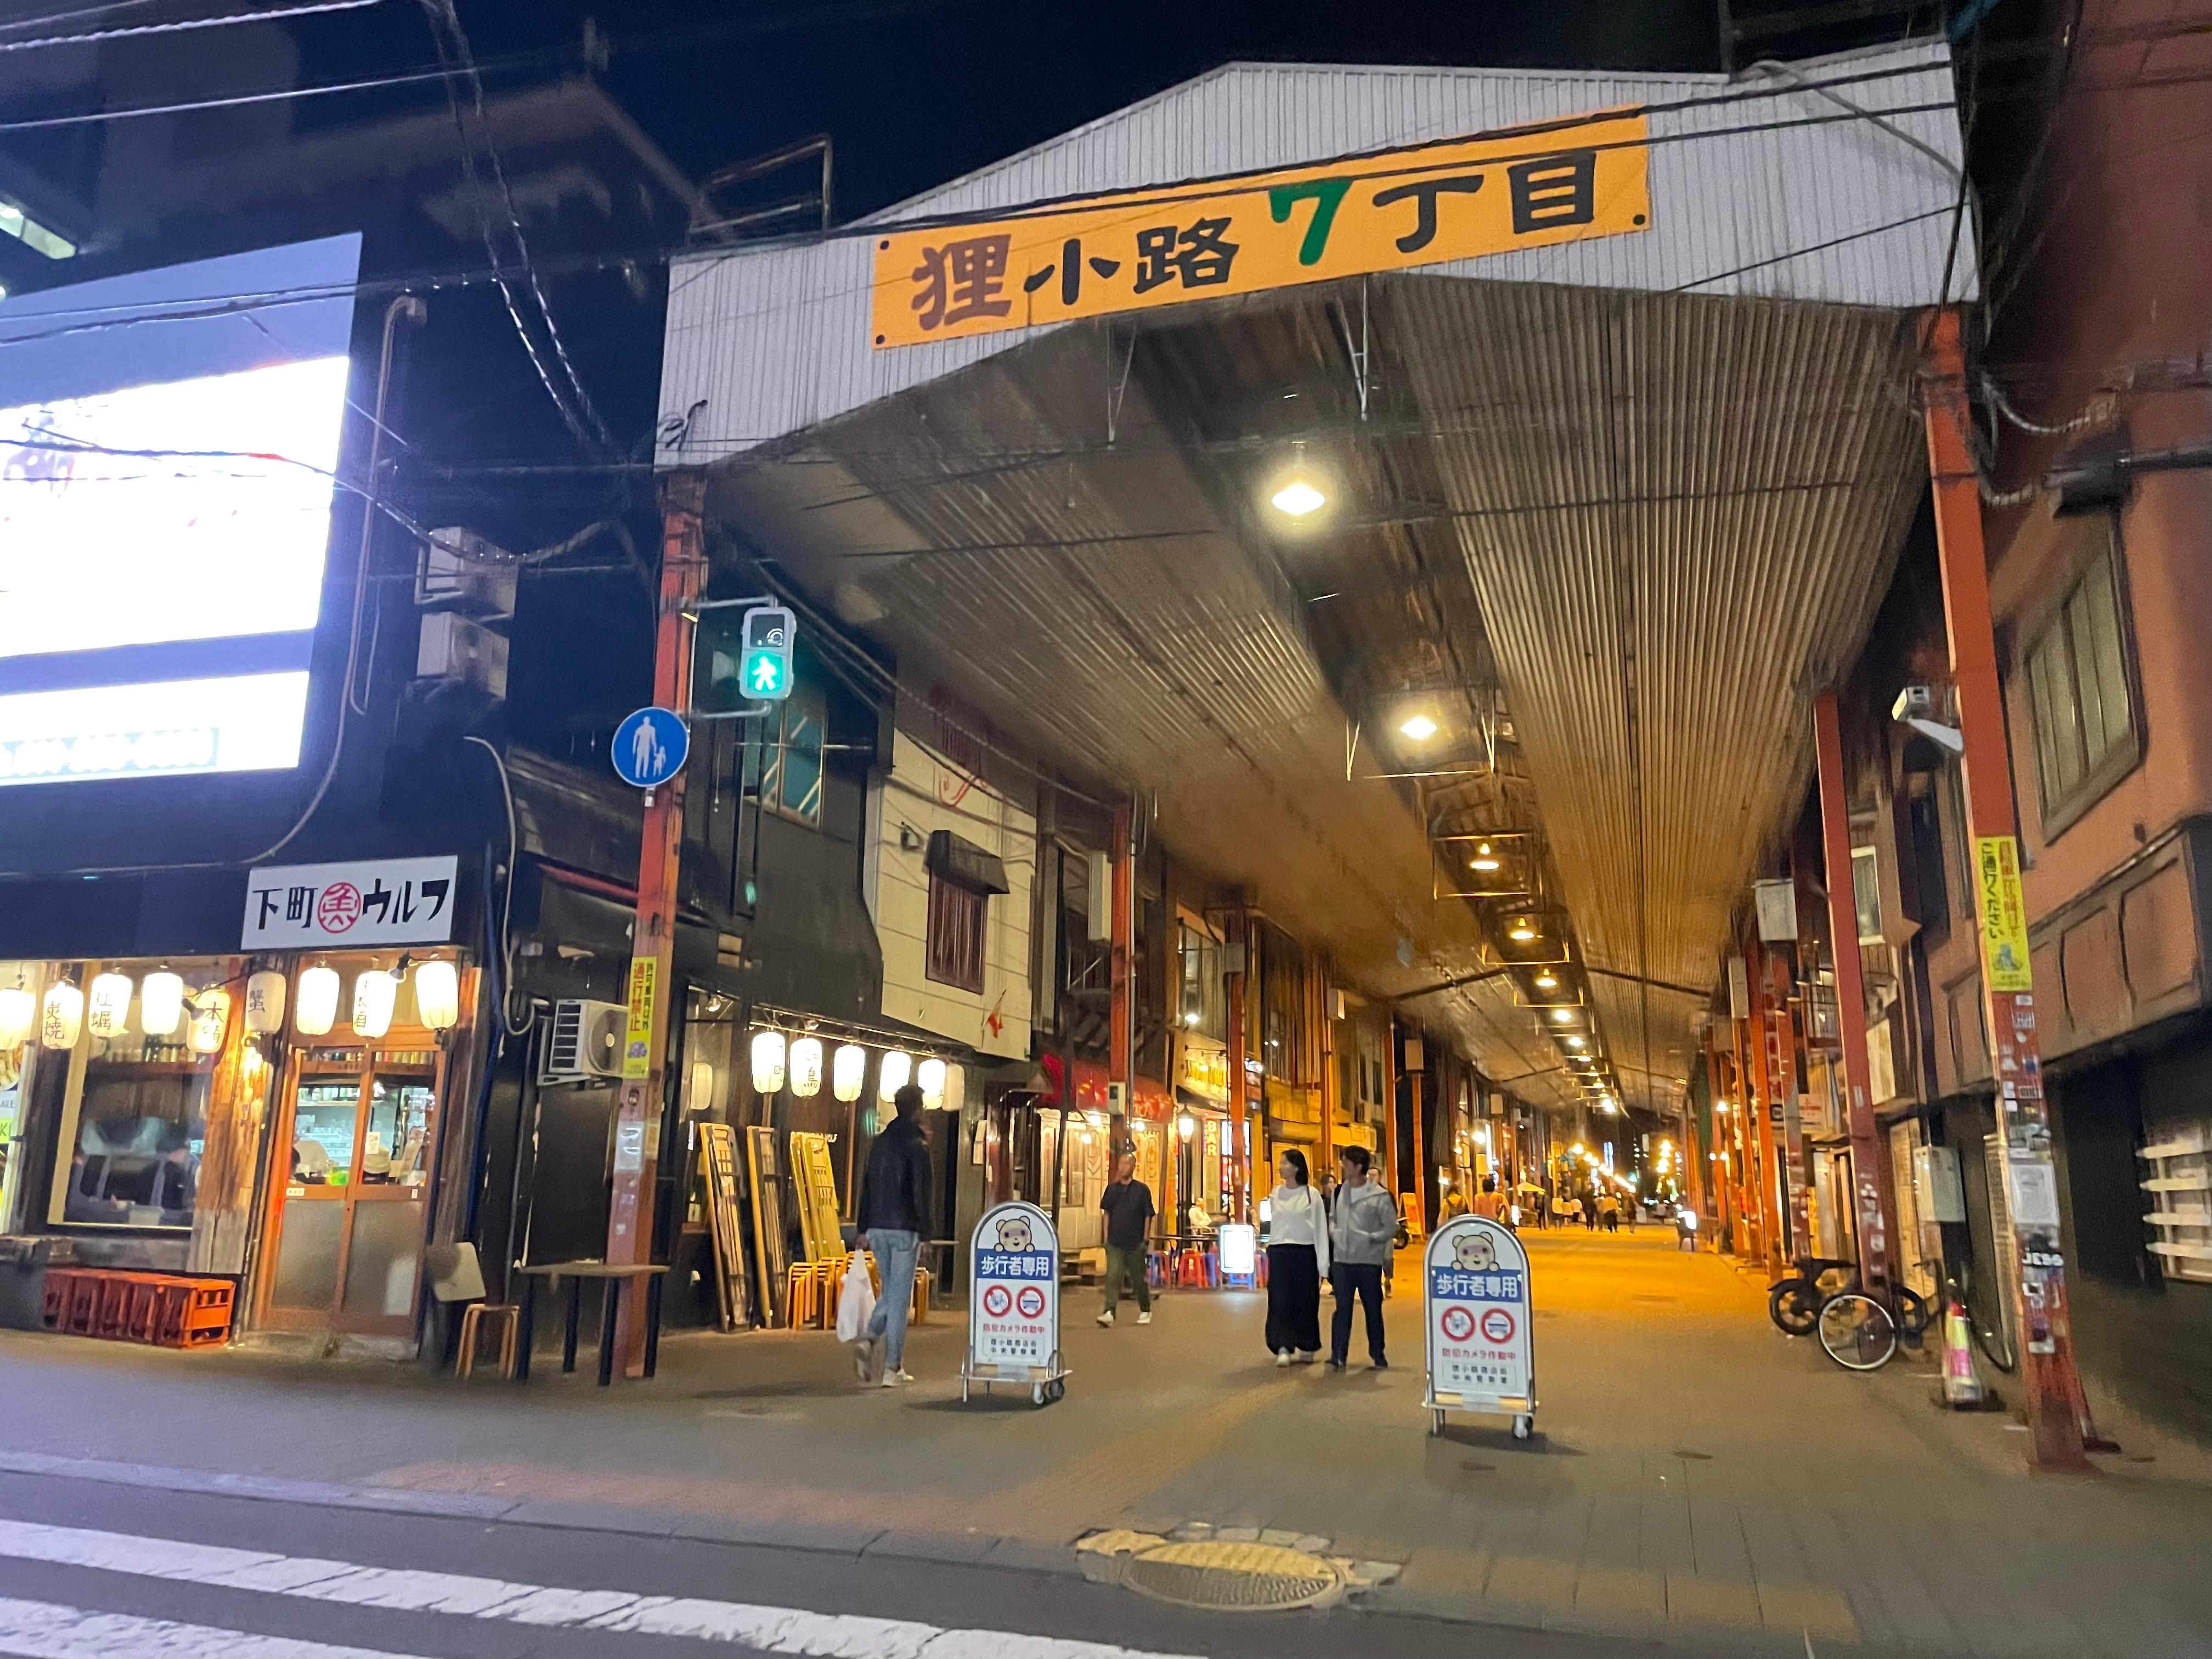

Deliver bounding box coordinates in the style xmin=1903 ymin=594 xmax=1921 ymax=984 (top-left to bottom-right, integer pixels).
xmin=1814 ymin=691 xmax=1894 ymax=1299
xmin=606 ymin=468 xmax=706 ymax=1376
xmin=1224 ymin=902 xmax=1249 ymax=1221
xmin=1922 ymin=308 xmax=2098 ymax=1472
xmin=1108 ymin=802 xmax=1133 ymax=1152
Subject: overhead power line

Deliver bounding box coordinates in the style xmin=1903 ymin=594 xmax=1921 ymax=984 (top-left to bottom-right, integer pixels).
xmin=0 ymin=0 xmax=388 ymax=53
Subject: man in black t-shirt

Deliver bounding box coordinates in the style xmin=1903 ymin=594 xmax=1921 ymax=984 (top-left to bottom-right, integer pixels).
xmin=1096 ymin=1149 xmax=1155 ymax=1328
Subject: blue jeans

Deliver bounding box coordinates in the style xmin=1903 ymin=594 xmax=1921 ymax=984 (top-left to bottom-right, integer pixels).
xmin=864 ymin=1229 xmax=921 ymax=1368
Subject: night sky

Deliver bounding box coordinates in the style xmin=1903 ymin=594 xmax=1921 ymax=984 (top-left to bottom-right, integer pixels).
xmin=311 ymin=0 xmax=1722 ymax=222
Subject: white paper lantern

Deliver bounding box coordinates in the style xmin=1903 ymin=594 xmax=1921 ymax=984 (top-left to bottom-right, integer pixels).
xmin=87 ymin=972 xmax=132 ymax=1039
xmin=41 ymin=980 xmax=82 ymax=1049
xmin=0 ymin=986 xmax=32 ymax=1051
xmin=188 ymin=988 xmax=230 ymax=1056
xmin=750 ymin=1029 xmax=787 ymax=1094
xmin=916 ymin=1056 xmax=947 ymax=1110
xmin=412 ymin=959 xmax=460 ymax=1031
xmin=139 ymin=970 xmax=185 ymax=1037
xmin=789 ymin=1036 xmax=824 ymax=1098
xmin=878 ymin=1049 xmax=911 ymax=1101
xmin=294 ymin=964 xmax=339 ymax=1036
xmin=352 ymin=969 xmax=397 ymax=1039
xmin=244 ymin=970 xmax=287 ymax=1034
xmin=832 ymin=1043 xmax=866 ymax=1103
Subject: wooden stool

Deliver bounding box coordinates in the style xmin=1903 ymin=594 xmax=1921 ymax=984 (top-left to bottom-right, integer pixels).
xmin=455 ymin=1302 xmax=519 ymax=1380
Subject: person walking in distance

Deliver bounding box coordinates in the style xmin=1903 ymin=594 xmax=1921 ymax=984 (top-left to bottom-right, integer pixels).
xmin=1266 ymin=1149 xmax=1329 ymax=1366
xmin=1470 ymin=1173 xmax=1507 ymax=1224
xmin=1327 ymin=1146 xmax=1396 ymax=1372
xmin=853 ymin=1084 xmax=932 ymax=1387
xmin=1096 ymin=1147 xmax=1155 ymax=1328
xmin=1581 ymin=1189 xmax=1598 ymax=1230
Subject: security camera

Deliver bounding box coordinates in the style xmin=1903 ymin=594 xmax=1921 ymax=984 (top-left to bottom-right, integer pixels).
xmin=1889 ymin=684 xmax=1965 ymax=757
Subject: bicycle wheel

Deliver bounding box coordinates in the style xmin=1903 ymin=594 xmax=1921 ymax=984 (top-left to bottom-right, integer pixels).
xmin=1816 ymin=1292 xmax=1898 ymax=1371
xmin=1972 ymin=1310 xmax=2018 ymax=1374
xmin=1768 ymin=1278 xmax=1821 ymax=1337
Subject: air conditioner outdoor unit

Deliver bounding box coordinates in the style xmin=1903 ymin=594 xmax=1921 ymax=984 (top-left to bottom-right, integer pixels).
xmin=541 ymin=998 xmax=628 ymax=1082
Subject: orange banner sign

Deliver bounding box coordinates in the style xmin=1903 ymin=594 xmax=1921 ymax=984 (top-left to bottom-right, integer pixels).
xmin=869 ymin=110 xmax=1651 ymax=348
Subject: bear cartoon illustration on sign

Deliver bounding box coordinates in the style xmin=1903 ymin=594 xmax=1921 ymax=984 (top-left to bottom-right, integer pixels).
xmin=1453 ymin=1230 xmax=1498 ymax=1273
xmin=995 ymin=1215 xmax=1034 ymax=1252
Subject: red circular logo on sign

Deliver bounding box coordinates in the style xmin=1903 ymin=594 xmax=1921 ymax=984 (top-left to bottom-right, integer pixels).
xmin=1016 ymin=1286 xmax=1045 ymax=1318
xmin=1480 ymin=1307 xmax=1517 ymax=1344
xmin=982 ymin=1285 xmax=1012 ymax=1317
xmin=317 ymin=882 xmax=363 ymax=933
xmin=1440 ymin=1306 xmax=1475 ymax=1341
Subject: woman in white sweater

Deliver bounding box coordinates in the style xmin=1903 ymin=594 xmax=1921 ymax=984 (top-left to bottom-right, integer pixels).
xmin=1265 ymin=1149 xmax=1329 ymax=1364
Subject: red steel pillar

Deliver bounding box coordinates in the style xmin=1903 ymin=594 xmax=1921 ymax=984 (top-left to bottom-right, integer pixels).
xmin=607 ymin=467 xmax=706 ymax=1375
xmin=1108 ymin=804 xmax=1133 ymax=1159
xmin=1922 ymin=308 xmax=2097 ymax=1471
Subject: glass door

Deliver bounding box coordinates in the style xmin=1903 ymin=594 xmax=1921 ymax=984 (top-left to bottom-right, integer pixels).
xmin=261 ymin=1047 xmax=442 ymax=1338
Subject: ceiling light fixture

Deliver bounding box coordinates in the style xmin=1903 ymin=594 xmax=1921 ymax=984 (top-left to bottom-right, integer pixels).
xmin=1567 ymin=1035 xmax=1585 ymax=1048
xmin=1271 ymin=477 xmax=1327 ymax=516
xmin=1551 ymin=1008 xmax=1573 ymax=1024
xmin=1509 ymin=921 xmax=1537 ymax=943
xmin=1534 ymin=971 xmax=1558 ymax=989
xmin=1399 ymin=713 xmax=1438 ymax=741
xmin=1470 ymin=840 xmax=1501 ymax=872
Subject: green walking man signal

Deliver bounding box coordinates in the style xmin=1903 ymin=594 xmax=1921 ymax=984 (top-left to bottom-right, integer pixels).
xmin=691 ymin=599 xmax=797 ymax=716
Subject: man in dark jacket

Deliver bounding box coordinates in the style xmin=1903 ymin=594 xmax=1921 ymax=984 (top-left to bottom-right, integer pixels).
xmin=854 ymin=1085 xmax=932 ymax=1387
xmin=1096 ymin=1148 xmax=1155 ymax=1328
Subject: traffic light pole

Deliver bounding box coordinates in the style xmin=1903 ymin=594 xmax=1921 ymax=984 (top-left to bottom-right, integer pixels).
xmin=607 ymin=469 xmax=707 ymax=1377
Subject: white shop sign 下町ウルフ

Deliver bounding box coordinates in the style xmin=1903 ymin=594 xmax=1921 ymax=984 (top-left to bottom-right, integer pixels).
xmin=242 ymin=856 xmax=460 ymax=949
xmin=1424 ymin=1215 xmax=1537 ymax=1440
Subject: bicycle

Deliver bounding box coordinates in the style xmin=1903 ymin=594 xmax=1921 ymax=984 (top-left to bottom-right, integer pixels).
xmin=1945 ymin=1258 xmax=2017 ymax=1375
xmin=1768 ymin=1255 xmax=1930 ymax=1372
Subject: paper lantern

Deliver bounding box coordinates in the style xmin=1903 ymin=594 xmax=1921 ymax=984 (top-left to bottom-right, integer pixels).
xmin=188 ymin=988 xmax=230 ymax=1056
xmin=41 ymin=980 xmax=82 ymax=1048
xmin=789 ymin=1036 xmax=823 ymax=1098
xmin=916 ymin=1056 xmax=947 ymax=1110
xmin=352 ymin=969 xmax=397 ymax=1039
xmin=87 ymin=972 xmax=132 ymax=1039
xmin=244 ymin=970 xmax=287 ymax=1034
xmin=832 ymin=1043 xmax=866 ymax=1103
xmin=139 ymin=970 xmax=185 ymax=1037
xmin=750 ymin=1029 xmax=787 ymax=1094
xmin=295 ymin=965 xmax=339 ymax=1036
xmin=413 ymin=959 xmax=460 ymax=1031
xmin=0 ymin=984 xmax=33 ymax=1050
xmin=877 ymin=1049 xmax=911 ymax=1101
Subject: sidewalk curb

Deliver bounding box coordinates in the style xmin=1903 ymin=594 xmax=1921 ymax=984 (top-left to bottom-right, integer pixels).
xmin=0 ymin=1447 xmax=1086 ymax=1582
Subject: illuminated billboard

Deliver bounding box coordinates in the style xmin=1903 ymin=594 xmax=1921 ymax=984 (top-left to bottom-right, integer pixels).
xmin=0 ymin=234 xmax=362 ymax=787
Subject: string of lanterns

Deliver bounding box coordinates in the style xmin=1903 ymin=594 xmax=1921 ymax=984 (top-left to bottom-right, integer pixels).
xmin=0 ymin=958 xmax=464 ymax=1051
xmin=748 ymin=1029 xmax=957 ymax=1109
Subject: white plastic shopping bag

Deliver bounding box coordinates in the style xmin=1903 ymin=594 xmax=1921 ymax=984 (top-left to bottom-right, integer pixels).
xmin=834 ymin=1251 xmax=877 ymax=1344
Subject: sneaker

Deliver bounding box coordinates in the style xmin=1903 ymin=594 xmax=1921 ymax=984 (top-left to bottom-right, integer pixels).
xmin=1096 ymin=1311 xmax=1114 ymax=1328
xmin=1276 ymin=1348 xmax=1293 ymax=1367
xmin=852 ymin=1339 xmax=874 ymax=1383
xmin=1297 ymin=1350 xmax=1318 ymax=1364
xmin=1370 ymin=1357 xmax=1390 ymax=1370
xmin=879 ymin=1368 xmax=913 ymax=1387
xmin=1136 ymin=1312 xmax=1152 ymax=1325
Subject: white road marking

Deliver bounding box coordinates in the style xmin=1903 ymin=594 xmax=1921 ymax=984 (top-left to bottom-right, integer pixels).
xmin=0 ymin=1519 xmax=1204 ymax=1659
xmin=0 ymin=1592 xmax=428 ymax=1659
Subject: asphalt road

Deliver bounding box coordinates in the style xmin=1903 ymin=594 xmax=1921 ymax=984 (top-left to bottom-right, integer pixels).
xmin=0 ymin=1463 xmax=1791 ymax=1659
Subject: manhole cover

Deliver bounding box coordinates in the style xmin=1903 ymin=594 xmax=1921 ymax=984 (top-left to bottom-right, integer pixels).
xmin=1119 ymin=1541 xmax=1344 ymax=1611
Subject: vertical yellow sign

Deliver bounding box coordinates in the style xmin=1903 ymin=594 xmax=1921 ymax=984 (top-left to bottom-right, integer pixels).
xmin=1976 ymin=837 xmax=2034 ymax=992
xmin=622 ymin=956 xmax=658 ymax=1080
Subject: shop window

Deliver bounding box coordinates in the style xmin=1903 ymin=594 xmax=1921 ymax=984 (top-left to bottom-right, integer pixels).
xmin=1178 ymin=924 xmax=1225 ymax=1039
xmin=2025 ymin=533 xmax=2139 ymax=836
xmin=758 ymin=690 xmax=826 ymax=826
xmin=926 ymin=875 xmax=986 ymax=993
xmin=48 ymin=959 xmax=230 ymax=1232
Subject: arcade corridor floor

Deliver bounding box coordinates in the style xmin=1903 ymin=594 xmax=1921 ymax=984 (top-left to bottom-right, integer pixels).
xmin=0 ymin=1231 xmax=2203 ymax=1656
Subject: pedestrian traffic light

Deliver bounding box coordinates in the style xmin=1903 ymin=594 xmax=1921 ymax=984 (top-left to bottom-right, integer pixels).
xmin=691 ymin=602 xmax=797 ymax=715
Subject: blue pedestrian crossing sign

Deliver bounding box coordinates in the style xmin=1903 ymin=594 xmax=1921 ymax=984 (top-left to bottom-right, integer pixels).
xmin=611 ymin=706 xmax=689 ymax=789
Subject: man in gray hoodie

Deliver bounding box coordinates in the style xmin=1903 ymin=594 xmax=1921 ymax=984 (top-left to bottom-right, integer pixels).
xmin=1327 ymin=1145 xmax=1397 ymax=1372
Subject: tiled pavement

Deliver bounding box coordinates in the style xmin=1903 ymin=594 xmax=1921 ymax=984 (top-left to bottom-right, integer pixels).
xmin=0 ymin=1229 xmax=2203 ymax=1656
